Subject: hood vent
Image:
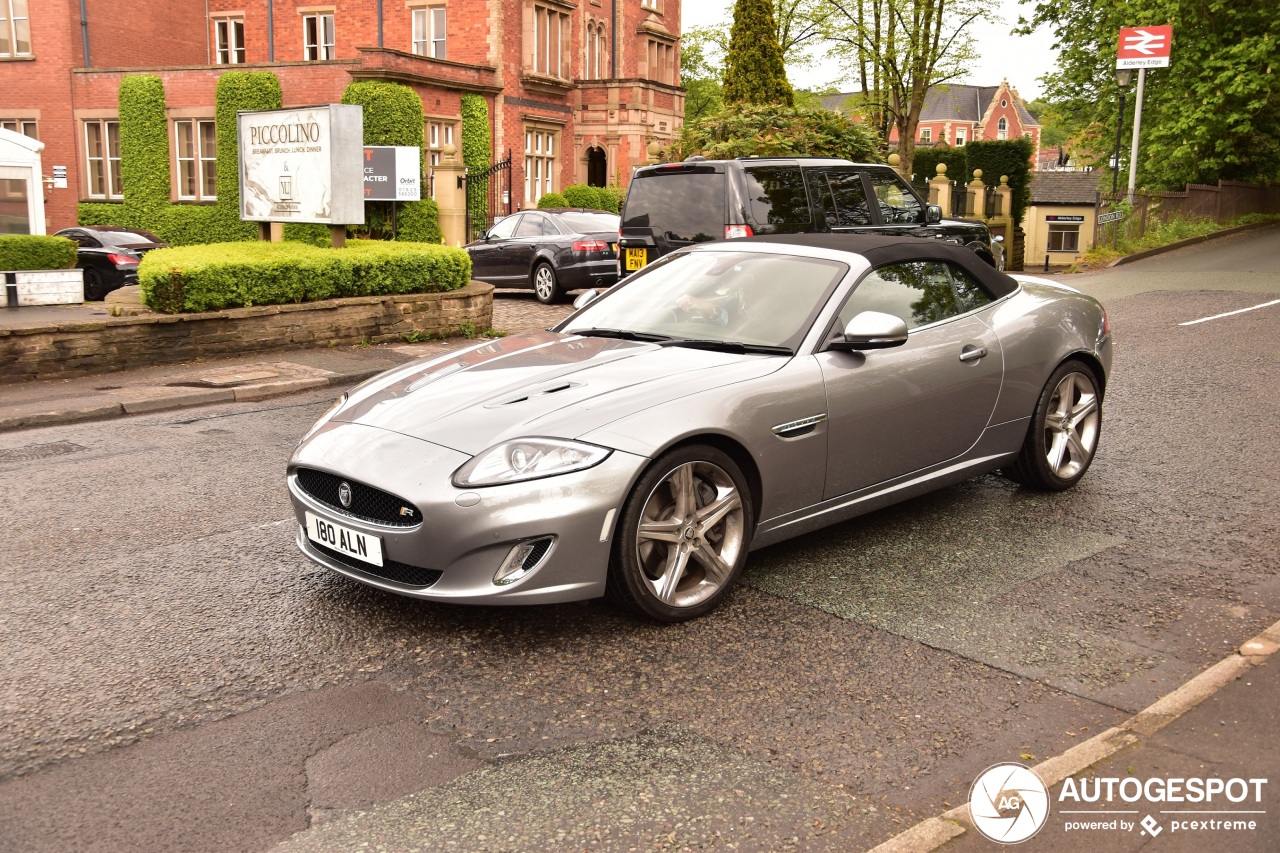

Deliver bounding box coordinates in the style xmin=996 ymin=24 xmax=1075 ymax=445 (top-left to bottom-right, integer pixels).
xmin=487 ymin=381 xmax=579 ymax=408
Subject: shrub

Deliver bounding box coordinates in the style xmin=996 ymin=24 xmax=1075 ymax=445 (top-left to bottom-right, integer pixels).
xmin=963 ymin=137 xmax=1035 ymax=226
xmin=0 ymin=235 xmax=78 ymax=271
xmin=911 ymin=146 xmax=968 ymax=186
xmin=559 ymin=184 xmax=624 ymax=213
xmin=537 ymin=192 xmax=570 ymax=209
xmin=138 ymin=240 xmax=472 ymax=313
xmin=675 ymin=104 xmax=882 ymax=163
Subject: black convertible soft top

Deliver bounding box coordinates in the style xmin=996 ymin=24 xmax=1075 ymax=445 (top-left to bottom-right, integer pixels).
xmin=732 ymin=233 xmax=1020 ymax=299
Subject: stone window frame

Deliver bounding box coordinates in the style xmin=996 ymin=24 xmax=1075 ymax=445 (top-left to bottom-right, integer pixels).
xmin=78 ymin=114 xmax=123 ymax=201
xmin=0 ymin=0 xmax=32 ymax=59
xmin=212 ymin=13 xmax=246 ymax=65
xmin=524 ymin=122 xmax=561 ymax=206
xmin=0 ymin=115 xmax=38 ymax=139
xmin=301 ymin=8 xmax=336 ymax=61
xmin=170 ymin=114 xmax=218 ymax=203
xmin=528 ymin=1 xmax=573 ymax=81
xmin=408 ymin=2 xmax=447 ymax=60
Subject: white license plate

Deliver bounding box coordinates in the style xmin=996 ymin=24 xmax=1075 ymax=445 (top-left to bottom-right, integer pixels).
xmin=305 ymin=511 xmax=384 ymax=567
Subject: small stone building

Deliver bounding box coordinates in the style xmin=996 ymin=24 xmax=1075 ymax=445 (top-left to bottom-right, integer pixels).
xmin=1025 ymin=171 xmax=1100 ymax=268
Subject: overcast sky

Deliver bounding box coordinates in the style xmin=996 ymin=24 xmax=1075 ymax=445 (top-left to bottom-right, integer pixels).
xmin=681 ymin=0 xmax=1060 ymax=101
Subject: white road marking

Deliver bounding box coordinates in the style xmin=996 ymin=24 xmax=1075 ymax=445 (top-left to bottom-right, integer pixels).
xmin=1179 ymin=298 xmax=1280 ymax=326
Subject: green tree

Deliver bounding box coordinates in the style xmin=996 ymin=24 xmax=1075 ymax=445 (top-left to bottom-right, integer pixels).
xmin=675 ymin=103 xmax=882 ymax=161
xmin=822 ymin=0 xmax=996 ymax=175
xmin=681 ymin=27 xmax=724 ymax=123
xmin=1022 ymin=0 xmax=1280 ymax=189
xmin=723 ymin=0 xmax=795 ymax=106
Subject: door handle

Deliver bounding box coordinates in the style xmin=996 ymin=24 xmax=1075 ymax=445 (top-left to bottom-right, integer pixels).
xmin=959 ymin=346 xmax=988 ymax=363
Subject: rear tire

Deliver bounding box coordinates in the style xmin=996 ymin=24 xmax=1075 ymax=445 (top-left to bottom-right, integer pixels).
xmin=532 ymin=263 xmax=562 ymax=304
xmin=607 ymin=445 xmax=754 ymax=622
xmin=1004 ymin=360 xmax=1102 ymax=491
xmin=82 ymin=267 xmax=105 ymax=301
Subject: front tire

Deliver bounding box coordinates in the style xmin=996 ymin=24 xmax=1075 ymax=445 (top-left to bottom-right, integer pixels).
xmin=1004 ymin=360 xmax=1102 ymax=491
xmin=607 ymin=445 xmax=754 ymax=622
xmin=532 ymin=262 xmax=562 ymax=304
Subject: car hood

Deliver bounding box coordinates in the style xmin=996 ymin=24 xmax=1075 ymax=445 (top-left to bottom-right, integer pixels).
xmin=333 ymin=330 xmax=787 ymax=454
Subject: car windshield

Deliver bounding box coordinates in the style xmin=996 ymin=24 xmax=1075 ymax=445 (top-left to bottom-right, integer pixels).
xmin=555 ymin=212 xmax=619 ymax=234
xmin=561 ymin=250 xmax=848 ymax=352
xmin=95 ymin=229 xmax=162 ymax=246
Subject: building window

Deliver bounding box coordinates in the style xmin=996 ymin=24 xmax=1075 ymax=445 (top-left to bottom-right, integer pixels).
xmin=1000 ymin=98 xmax=1008 ymax=108
xmin=646 ymin=38 xmax=674 ymax=84
xmin=426 ymin=119 xmax=455 ymax=198
xmin=84 ymin=119 xmax=122 ymax=199
xmin=303 ymin=12 xmax=335 ymax=60
xmin=524 ymin=127 xmax=556 ymax=205
xmin=585 ymin=22 xmax=607 ymax=79
xmin=955 ymin=127 xmax=966 ymax=146
xmin=0 ymin=118 xmax=37 ymax=138
xmin=531 ymin=4 xmax=568 ymax=78
xmin=641 ymin=0 xmax=660 ymax=10
xmin=0 ymin=0 xmax=31 ymax=58
xmin=1047 ymin=223 xmax=1080 ymax=252
xmin=411 ymin=6 xmax=446 ymax=59
xmin=997 ymin=117 xmax=1008 ymax=140
xmin=214 ymin=17 xmax=245 ymax=64
xmin=920 ymin=128 xmax=931 ymax=144
xmin=174 ymin=119 xmax=217 ymax=201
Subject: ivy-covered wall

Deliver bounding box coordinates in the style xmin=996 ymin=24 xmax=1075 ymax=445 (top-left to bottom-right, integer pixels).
xmin=460 ymin=94 xmax=492 ymax=226
xmin=79 ymin=71 xmax=283 ymax=246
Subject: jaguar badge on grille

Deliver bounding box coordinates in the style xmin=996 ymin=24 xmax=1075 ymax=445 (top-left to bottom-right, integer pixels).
xmin=338 ymin=481 xmax=353 ymax=508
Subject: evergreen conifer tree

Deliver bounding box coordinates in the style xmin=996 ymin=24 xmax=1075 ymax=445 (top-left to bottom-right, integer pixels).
xmin=722 ymin=0 xmax=794 ymax=107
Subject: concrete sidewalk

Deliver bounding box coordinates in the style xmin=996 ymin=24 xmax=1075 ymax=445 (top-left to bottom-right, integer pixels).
xmin=0 ymin=291 xmax=573 ymax=433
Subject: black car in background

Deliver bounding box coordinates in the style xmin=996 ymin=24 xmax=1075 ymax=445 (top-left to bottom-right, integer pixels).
xmin=465 ymin=209 xmax=620 ymax=304
xmin=53 ymin=226 xmax=169 ymax=300
xmin=618 ymin=157 xmax=1005 ymax=276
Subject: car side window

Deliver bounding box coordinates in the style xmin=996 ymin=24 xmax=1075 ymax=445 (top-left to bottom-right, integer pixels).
xmin=810 ymin=171 xmax=873 ymax=228
xmin=949 ymin=264 xmax=993 ymax=312
xmin=838 ymin=261 xmax=971 ymax=330
xmin=866 ymin=171 xmax=924 ymax=224
xmin=486 ymin=215 xmax=520 ymax=240
xmin=741 ymin=165 xmax=812 ymax=232
xmin=514 ymin=215 xmax=549 ymax=238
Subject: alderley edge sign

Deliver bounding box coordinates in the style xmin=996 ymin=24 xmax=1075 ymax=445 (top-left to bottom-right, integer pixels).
xmin=237 ymin=104 xmax=365 ymax=225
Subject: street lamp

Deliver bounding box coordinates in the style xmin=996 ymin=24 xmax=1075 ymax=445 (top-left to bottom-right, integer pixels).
xmin=1112 ymin=69 xmax=1133 ymax=195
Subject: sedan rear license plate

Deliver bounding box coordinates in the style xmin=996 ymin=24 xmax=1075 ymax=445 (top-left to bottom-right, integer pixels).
xmin=305 ymin=511 xmax=384 ymax=567
xmin=625 ymin=247 xmax=647 ymax=271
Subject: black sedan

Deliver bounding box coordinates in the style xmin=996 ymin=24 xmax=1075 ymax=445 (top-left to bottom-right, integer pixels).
xmin=53 ymin=226 xmax=169 ymax=301
xmin=465 ymin=209 xmax=619 ymax=304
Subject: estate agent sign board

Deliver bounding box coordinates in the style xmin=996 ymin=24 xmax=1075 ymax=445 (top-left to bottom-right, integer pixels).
xmin=362 ymin=146 xmax=422 ymax=202
xmin=237 ymin=105 xmax=365 ymax=225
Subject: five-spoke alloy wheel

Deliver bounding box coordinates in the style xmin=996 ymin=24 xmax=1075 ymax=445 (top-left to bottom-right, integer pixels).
xmin=1005 ymin=360 xmax=1102 ymax=491
xmin=609 ymin=445 xmax=754 ymax=621
xmin=532 ymin=262 xmax=562 ymax=304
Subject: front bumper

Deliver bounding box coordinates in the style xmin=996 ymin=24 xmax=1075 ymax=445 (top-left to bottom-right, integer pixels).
xmin=287 ymin=421 xmax=649 ymax=604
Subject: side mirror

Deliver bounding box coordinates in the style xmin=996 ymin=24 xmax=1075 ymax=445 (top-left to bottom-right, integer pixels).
xmin=572 ymin=289 xmax=603 ymax=310
xmin=926 ymin=204 xmax=943 ymax=224
xmin=830 ymin=311 xmax=909 ymax=351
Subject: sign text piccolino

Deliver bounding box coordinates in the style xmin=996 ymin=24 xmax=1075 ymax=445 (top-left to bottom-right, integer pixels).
xmin=249 ymin=122 xmax=322 ymax=146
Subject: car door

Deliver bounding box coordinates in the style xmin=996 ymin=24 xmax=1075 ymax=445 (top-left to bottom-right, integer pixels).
xmin=815 ymin=259 xmax=1003 ymax=498
xmin=805 ymin=168 xmax=875 ymax=231
xmin=468 ymin=214 xmax=521 ymax=284
xmin=508 ymin=212 xmax=552 ymax=283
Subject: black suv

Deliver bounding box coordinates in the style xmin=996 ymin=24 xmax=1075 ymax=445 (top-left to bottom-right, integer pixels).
xmin=618 ymin=157 xmax=1004 ymax=275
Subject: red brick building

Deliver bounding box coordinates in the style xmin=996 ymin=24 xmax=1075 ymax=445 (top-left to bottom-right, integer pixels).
xmin=0 ymin=0 xmax=684 ymax=234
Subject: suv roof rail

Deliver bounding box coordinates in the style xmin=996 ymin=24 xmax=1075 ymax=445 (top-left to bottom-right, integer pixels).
xmin=683 ymin=155 xmax=707 ymax=162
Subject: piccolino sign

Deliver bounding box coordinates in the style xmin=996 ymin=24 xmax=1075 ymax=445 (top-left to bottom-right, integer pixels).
xmin=237 ymin=104 xmax=365 ymax=225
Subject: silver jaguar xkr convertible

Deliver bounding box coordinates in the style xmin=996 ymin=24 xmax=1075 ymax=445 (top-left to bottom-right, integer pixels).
xmin=287 ymin=234 xmax=1112 ymax=622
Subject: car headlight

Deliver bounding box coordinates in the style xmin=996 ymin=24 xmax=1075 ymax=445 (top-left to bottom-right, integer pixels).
xmin=452 ymin=438 xmax=611 ymax=487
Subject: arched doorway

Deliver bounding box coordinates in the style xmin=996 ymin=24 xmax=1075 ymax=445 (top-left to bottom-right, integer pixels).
xmin=586 ymin=146 xmax=607 ymax=188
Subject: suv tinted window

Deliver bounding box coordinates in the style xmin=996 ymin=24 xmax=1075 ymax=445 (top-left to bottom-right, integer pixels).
xmin=810 ymin=171 xmax=873 ymax=228
xmin=866 ymin=171 xmax=924 ymax=224
xmin=741 ymin=165 xmax=812 ymax=231
xmin=622 ymin=171 xmax=724 ymax=242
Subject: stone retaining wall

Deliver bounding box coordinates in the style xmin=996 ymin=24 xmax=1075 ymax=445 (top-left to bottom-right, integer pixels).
xmin=0 ymin=281 xmax=493 ymax=384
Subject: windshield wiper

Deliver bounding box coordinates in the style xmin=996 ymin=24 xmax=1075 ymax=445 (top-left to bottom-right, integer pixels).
xmin=659 ymin=339 xmax=793 ymax=356
xmin=569 ymin=328 xmax=672 ymax=342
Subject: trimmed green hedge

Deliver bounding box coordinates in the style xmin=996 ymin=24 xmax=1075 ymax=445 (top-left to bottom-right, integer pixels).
xmin=536 ymin=192 xmax=570 ymax=209
xmin=460 ymin=94 xmax=492 ymax=227
xmin=0 ymin=235 xmax=78 ymax=271
xmin=911 ymin=146 xmax=968 ymax=186
xmin=138 ymin=239 xmax=472 ymax=313
xmin=560 ymin=184 xmax=625 ymax=213
xmin=958 ymin=137 xmax=1035 ymax=226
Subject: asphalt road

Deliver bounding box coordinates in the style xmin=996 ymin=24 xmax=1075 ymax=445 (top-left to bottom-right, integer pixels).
xmin=1 ymin=228 xmax=1277 ymax=851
